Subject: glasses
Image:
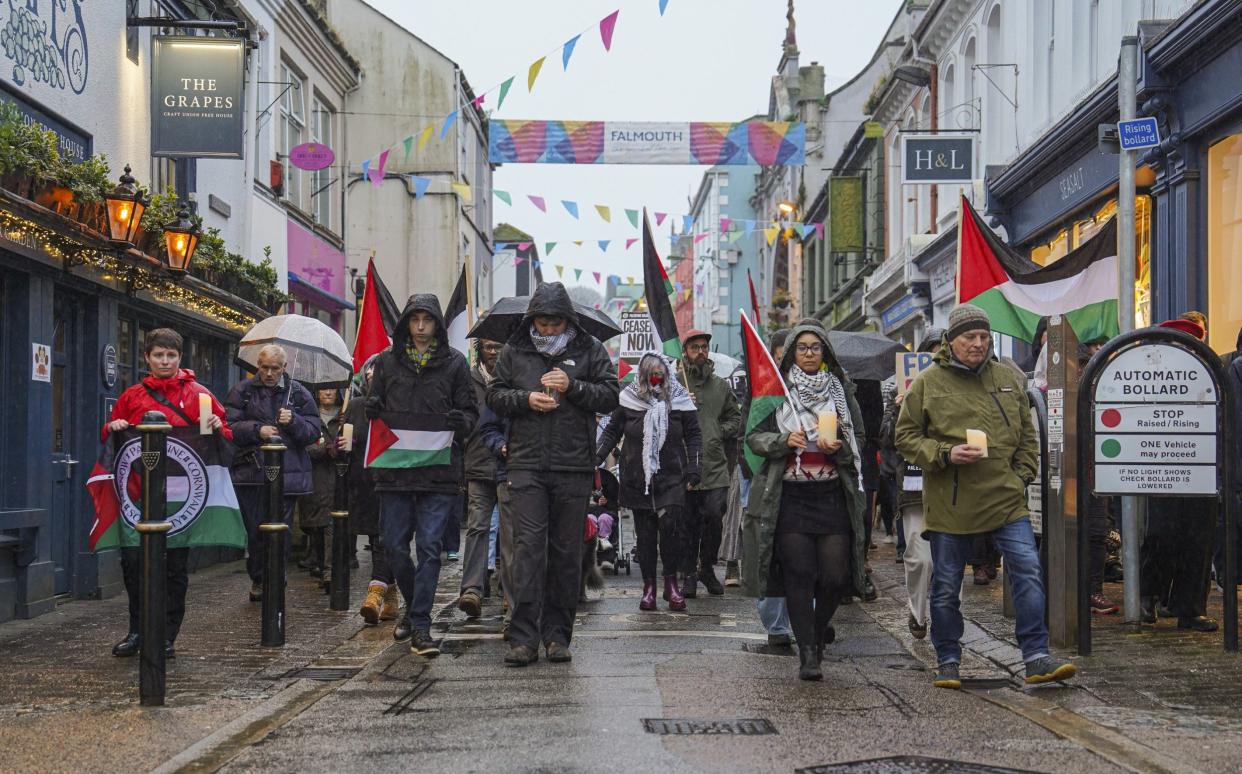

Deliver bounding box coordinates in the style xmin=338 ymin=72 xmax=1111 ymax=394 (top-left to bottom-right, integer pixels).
xmin=795 ymin=344 xmax=823 ymax=355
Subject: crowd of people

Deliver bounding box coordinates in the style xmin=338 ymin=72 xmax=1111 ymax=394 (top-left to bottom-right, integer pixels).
xmin=102 ymin=280 xmax=1238 ymax=684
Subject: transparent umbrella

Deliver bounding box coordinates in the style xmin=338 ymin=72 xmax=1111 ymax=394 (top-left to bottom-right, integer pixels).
xmin=237 ymin=314 xmax=352 ymax=389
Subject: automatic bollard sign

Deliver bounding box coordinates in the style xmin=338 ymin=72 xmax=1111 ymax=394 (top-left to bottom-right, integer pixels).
xmin=151 ymin=36 xmax=246 ymax=158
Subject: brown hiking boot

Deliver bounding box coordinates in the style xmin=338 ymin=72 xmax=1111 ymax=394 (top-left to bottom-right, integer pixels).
xmin=360 ymin=584 xmax=385 ymax=625
xmin=380 ymin=585 xmax=400 ymax=621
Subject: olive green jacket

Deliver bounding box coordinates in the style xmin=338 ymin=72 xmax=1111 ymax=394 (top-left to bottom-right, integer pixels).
xmin=682 ymin=360 xmax=742 ymax=491
xmin=893 ymin=346 xmax=1039 ymax=535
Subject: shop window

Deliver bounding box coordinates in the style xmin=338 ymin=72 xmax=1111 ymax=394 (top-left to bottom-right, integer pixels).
xmin=1208 ymin=133 xmax=1242 ymax=355
xmin=311 ymin=96 xmax=335 ymax=231
xmin=117 ymin=317 xmax=136 ymax=392
xmin=279 ymin=61 xmax=307 ymax=211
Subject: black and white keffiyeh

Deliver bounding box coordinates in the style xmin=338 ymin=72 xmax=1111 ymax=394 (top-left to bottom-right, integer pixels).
xmin=619 ymin=354 xmax=696 ymax=493
xmin=529 ymin=324 xmax=577 ymax=357
xmin=776 ymin=364 xmax=865 ymax=493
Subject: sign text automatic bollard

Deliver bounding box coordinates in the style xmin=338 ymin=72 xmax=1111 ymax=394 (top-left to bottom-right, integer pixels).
xmin=136 ymin=410 xmax=172 ymax=706
xmin=261 ymin=438 xmax=288 ymax=647
xmin=1077 ymin=327 xmax=1236 ymax=654
xmin=329 ymin=450 xmax=351 ymax=611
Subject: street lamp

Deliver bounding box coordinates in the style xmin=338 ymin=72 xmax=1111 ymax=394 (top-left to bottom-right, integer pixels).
xmin=162 ymin=204 xmax=200 ymax=278
xmin=777 ymin=199 xmax=797 ymax=216
xmin=892 ymin=64 xmax=931 ymax=87
xmin=103 ymin=165 xmax=147 ymax=245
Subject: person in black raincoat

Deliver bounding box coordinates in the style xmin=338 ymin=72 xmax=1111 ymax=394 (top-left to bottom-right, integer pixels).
xmin=457 ymin=338 xmax=505 ymax=618
xmin=597 ymin=353 xmax=702 ymax=612
xmin=487 ymin=282 xmax=620 ymax=666
xmin=300 ymin=388 xmax=345 ymax=580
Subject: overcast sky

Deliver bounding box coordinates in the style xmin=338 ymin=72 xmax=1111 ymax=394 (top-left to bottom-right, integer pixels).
xmin=370 ymin=0 xmax=903 ymax=288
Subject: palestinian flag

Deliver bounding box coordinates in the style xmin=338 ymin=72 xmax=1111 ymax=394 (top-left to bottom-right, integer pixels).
xmin=642 ymin=209 xmax=682 ymax=358
xmin=87 ymin=428 xmax=246 ymax=551
xmin=353 ymin=258 xmax=401 ymax=372
xmin=365 ymin=413 xmax=454 ymax=469
xmin=740 ymin=309 xmax=790 ymax=476
xmin=747 ymin=269 xmax=765 ymax=340
xmin=957 ymin=195 xmax=1119 ymax=343
xmin=445 ymin=263 xmax=471 ymax=357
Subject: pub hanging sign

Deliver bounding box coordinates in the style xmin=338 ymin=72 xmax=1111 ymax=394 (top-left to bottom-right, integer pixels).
xmin=151 ymin=36 xmax=245 ymax=159
xmin=901 ymin=133 xmax=975 ymax=185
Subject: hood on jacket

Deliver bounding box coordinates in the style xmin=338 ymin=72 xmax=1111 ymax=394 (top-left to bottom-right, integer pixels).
xmin=515 ymin=282 xmax=581 ymax=343
xmin=779 ymin=323 xmax=849 ymax=384
xmin=392 ymin=293 xmax=448 ymax=354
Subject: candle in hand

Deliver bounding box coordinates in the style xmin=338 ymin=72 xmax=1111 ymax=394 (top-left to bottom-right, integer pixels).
xmin=817 ymin=410 xmax=837 ymax=442
xmin=341 ymin=423 xmax=354 ymax=451
xmin=965 ymin=428 xmax=988 ymax=457
xmin=199 ymin=393 xmax=212 ymax=434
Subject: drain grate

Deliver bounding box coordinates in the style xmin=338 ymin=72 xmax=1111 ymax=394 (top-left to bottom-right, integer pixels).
xmin=797 ymin=756 xmax=1036 ymax=773
xmin=642 ymin=718 xmax=776 ymax=736
xmin=281 ymin=666 xmax=361 ymax=681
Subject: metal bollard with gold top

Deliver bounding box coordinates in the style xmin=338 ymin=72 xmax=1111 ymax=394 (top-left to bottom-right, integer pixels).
xmin=136 ymin=410 xmax=172 ymax=706
xmin=329 ymin=449 xmax=351 ymax=611
xmin=260 ymin=437 xmax=288 ymax=647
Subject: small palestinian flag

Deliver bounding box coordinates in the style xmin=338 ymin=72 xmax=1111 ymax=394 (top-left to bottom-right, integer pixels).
xmin=740 ymin=309 xmax=790 ymax=476
xmin=365 ymin=413 xmax=454 ymax=469
xmin=87 ymin=428 xmax=246 ymax=551
xmin=642 ymin=209 xmax=682 ymax=358
xmin=957 ymin=195 xmax=1119 ymax=343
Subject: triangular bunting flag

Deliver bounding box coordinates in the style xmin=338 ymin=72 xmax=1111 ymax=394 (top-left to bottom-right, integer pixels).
xmin=418 ymin=124 xmax=434 ymax=152
xmin=814 ymin=222 xmax=825 ymax=240
xmin=573 ymin=240 xmax=584 ymax=247
xmin=574 ymin=268 xmax=583 ymax=280
xmin=556 ymin=265 xmax=564 ymax=278
xmin=744 ymin=220 xmax=756 ymax=236
xmin=682 ymin=214 xmax=694 ymax=234
xmin=411 ymin=176 xmax=431 ymax=199
xmin=598 ymin=240 xmax=610 ymax=251
xmin=693 ymin=233 xmax=709 ymax=244
xmin=764 ymin=226 xmax=779 ymax=245
xmin=360 ymin=159 xmax=371 ymax=182
xmin=625 ymin=238 xmax=637 ymax=249
xmin=720 ymin=217 xmax=731 ymax=233
xmin=528 ymin=56 xmax=546 ymax=91
xmin=562 ymin=200 xmax=579 ymax=219
xmin=562 ymin=34 xmax=581 ymax=70
xmin=402 ymin=136 xmax=414 ymax=162
xmin=497 ymin=76 xmax=515 ymax=110
xmin=626 ymin=276 xmax=634 ymax=285
xmin=529 ymin=195 xmax=547 ymax=212
xmin=545 ymin=242 xmax=557 ymax=255
xmin=728 ymin=230 xmax=743 ymax=244
xmin=440 ymin=110 xmax=458 ymax=140
xmin=515 ymin=257 xmax=526 ymax=266
xmin=625 ymin=208 xmax=639 ymax=227
xmin=595 ymin=204 xmax=611 ymax=222
xmin=659 ymin=0 xmax=670 ymax=15
xmin=494 ymin=190 xmax=512 ymax=206
xmin=517 ymin=242 xmax=532 ymax=250
xmin=451 ymin=182 xmax=472 ymax=203
xmin=600 ymin=10 xmax=620 ymax=51
xmin=655 ymin=212 xmax=667 ymax=225
xmin=593 ymin=271 xmax=601 ymax=283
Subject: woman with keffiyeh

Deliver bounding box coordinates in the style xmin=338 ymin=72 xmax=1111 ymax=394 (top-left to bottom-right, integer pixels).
xmin=597 ymin=353 xmax=702 ymax=612
xmin=743 ymin=322 xmax=868 ymax=681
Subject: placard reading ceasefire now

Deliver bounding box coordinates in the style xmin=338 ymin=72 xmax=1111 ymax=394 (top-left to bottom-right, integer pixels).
xmin=1092 ymin=344 xmax=1217 ymax=494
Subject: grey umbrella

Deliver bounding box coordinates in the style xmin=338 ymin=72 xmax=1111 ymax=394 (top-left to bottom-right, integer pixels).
xmin=237 ymin=314 xmax=352 ymax=388
xmin=825 ymin=330 xmax=906 ymax=381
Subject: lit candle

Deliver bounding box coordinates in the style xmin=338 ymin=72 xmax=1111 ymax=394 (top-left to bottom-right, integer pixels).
xmin=199 ymin=393 xmax=212 ymax=434
xmin=966 ymin=428 xmax=988 ymax=457
xmin=341 ymin=423 xmax=354 ymax=452
xmin=817 ymin=411 xmax=837 ymax=442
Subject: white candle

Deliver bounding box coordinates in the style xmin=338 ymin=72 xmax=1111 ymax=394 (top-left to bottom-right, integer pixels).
xmin=341 ymin=423 xmax=354 ymax=451
xmin=966 ymin=428 xmax=988 ymax=457
xmin=817 ymin=411 xmax=837 ymax=442
xmin=199 ymin=393 xmax=212 ymax=434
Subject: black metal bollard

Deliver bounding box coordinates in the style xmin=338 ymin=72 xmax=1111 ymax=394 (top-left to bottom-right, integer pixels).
xmin=136 ymin=410 xmax=172 ymax=706
xmin=329 ymin=452 xmax=351 ymax=611
xmin=260 ymin=438 xmax=288 ymax=647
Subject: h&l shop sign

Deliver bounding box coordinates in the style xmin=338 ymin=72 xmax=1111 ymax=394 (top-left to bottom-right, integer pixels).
xmin=152 ymin=36 xmax=245 ymax=159
xmin=900 ymin=133 xmax=975 ymax=185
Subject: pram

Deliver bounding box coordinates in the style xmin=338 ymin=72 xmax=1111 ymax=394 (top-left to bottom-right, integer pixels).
xmin=592 ymin=467 xmax=630 ymax=576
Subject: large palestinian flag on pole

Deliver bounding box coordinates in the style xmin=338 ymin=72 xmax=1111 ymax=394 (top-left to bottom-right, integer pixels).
xmin=740 ymin=309 xmax=790 ymax=476
xmin=957 ymin=194 xmax=1119 ymax=343
xmin=365 ymin=412 xmax=454 ymax=469
xmin=87 ymin=428 xmax=246 ymax=551
xmin=642 ymin=209 xmax=682 ymax=359
xmin=353 ymin=258 xmax=400 ymax=372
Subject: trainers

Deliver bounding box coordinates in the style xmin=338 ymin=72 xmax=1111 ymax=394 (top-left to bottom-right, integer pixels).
xmin=457 ymin=590 xmax=482 ymax=619
xmin=1024 ymin=657 xmax=1077 ymax=685
xmin=933 ymin=662 xmax=961 ymax=689
xmin=445 ymin=551 xmax=459 ymax=562
xmin=908 ymin=613 xmax=927 ymax=640
xmin=1177 ymin=616 xmax=1219 ymax=632
xmin=883 ymin=534 xmax=895 ymax=545
xmin=248 ymin=582 xmax=262 ymax=602
xmin=409 ymin=629 xmax=440 ymax=658
xmin=504 ymin=644 xmax=538 ymax=667
xmin=380 ymin=586 xmax=400 ymax=621
xmin=545 ymin=642 xmax=573 ymax=662
xmin=724 ymin=561 xmax=741 ymax=587
xmin=360 ymin=584 xmax=385 ymax=625
xmin=767 ymin=632 xmax=792 ymax=648
xmin=1090 ymin=593 xmax=1119 ymax=615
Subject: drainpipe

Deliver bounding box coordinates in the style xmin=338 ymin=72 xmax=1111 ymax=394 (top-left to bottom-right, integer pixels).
xmin=1117 ymin=35 xmax=1140 ymax=624
xmin=928 ymin=63 xmax=938 ymax=232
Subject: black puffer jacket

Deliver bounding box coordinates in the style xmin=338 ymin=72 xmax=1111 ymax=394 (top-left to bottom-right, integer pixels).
xmin=368 ymin=294 xmax=477 ymax=493
xmin=596 ymin=405 xmax=702 ymax=511
xmin=486 ymin=282 xmax=620 ymax=473
xmin=464 ymin=364 xmax=497 ymax=481
xmin=225 ymin=375 xmax=321 ymax=495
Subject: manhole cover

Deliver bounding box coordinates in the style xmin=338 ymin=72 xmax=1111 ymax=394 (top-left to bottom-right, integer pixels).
xmin=798 ymin=757 xmax=1036 ymax=773
xmin=642 ymin=718 xmax=776 ymax=735
xmin=281 ymin=667 xmax=361 ymax=681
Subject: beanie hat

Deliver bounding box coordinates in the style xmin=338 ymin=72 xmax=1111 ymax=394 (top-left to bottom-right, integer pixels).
xmin=946 ymin=303 xmax=991 ymax=341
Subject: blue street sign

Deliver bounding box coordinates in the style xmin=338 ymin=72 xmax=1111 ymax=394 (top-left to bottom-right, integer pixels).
xmin=1117 ymin=117 xmax=1161 ymax=151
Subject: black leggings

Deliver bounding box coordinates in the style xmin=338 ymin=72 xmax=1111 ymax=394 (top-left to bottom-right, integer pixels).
xmin=777 ymin=532 xmax=851 ymax=649
xmin=634 ymin=507 xmax=682 ymax=579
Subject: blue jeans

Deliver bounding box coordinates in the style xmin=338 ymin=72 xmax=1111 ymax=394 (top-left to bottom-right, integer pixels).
xmin=488 ymin=504 xmax=500 ymax=570
xmin=757 ymin=596 xmax=791 ymax=636
xmin=380 ymin=491 xmax=459 ymax=632
xmin=929 ymin=517 xmax=1049 ymax=665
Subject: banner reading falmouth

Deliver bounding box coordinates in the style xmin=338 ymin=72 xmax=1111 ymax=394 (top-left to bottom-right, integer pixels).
xmin=489 ymin=120 xmax=805 ymax=166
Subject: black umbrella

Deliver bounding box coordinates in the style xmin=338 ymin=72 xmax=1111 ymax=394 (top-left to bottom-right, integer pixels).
xmin=826 ymin=330 xmax=906 ymax=381
xmin=468 ymin=296 xmax=623 ymax=342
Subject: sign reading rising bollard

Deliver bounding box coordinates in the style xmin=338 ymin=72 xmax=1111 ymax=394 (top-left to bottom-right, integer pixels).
xmin=260 ymin=438 xmax=288 ymax=647
xmin=1077 ymin=326 xmax=1236 ymax=654
xmin=329 ymin=449 xmax=351 ymax=611
xmin=136 ymin=410 xmax=172 ymax=706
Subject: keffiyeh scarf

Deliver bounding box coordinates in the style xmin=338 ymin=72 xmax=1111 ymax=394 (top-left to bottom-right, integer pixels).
xmin=619 ymin=355 xmax=696 ymax=493
xmin=776 ymin=365 xmax=865 ymax=493
xmin=530 ymin=324 xmax=577 ymax=357
xmin=405 ymin=340 xmax=437 ymax=372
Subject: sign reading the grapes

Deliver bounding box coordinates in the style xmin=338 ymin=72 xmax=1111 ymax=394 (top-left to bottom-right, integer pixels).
xmin=151 ymin=36 xmax=245 ymax=159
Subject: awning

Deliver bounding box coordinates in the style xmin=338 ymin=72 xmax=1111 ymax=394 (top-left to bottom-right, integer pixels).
xmin=288 ymin=271 xmax=355 ymax=311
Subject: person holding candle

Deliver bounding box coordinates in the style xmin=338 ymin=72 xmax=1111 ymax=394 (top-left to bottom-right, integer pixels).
xmin=743 ymin=322 xmax=868 ymax=681
xmin=895 ymin=303 xmax=1076 ymax=689
xmin=596 ymin=353 xmax=702 ymax=611
xmin=104 ymin=328 xmax=230 ymax=659
xmin=300 ymin=388 xmax=347 ymax=583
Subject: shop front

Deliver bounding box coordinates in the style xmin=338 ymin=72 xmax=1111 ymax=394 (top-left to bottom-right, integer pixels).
xmin=913 ymin=226 xmax=957 ymax=333
xmin=286 ymin=219 xmax=353 ymax=331
xmin=863 ymin=235 xmax=932 ymax=349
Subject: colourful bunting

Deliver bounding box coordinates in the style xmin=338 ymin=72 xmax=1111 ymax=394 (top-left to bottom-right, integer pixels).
xmin=518 ymin=242 xmax=532 ymax=250
xmin=598 ymin=240 xmax=610 ymax=251
xmin=814 ymin=222 xmax=825 ymax=240
xmin=411 ymin=176 xmax=431 ymax=198
xmin=440 ymin=110 xmax=458 ymax=140
xmin=684 ymin=288 xmax=691 ymax=301
xmin=451 ymin=182 xmax=472 ymax=202
xmin=682 ymin=214 xmax=694 ymax=233
xmin=556 ymin=265 xmax=565 ymax=278
xmin=495 ymin=242 xmax=509 ymax=251
xmin=625 ymin=238 xmax=638 ymax=249
xmin=528 ymin=57 xmax=546 ymax=91
xmin=497 ymin=76 xmax=515 ymax=110
xmin=728 ymin=230 xmax=743 ymax=243
xmin=534 ymin=260 xmax=542 ymax=269
xmin=494 ymin=190 xmax=512 ymax=206
xmin=625 ymin=208 xmax=639 ymax=227
xmin=529 ymin=195 xmax=547 ymax=212
xmin=370 ymin=150 xmax=389 ymax=186
xmin=575 ymin=268 xmax=583 ymax=280
xmin=744 ymin=220 xmax=756 ymax=235
xmin=515 ymin=257 xmax=526 ymax=266
xmin=402 ymin=136 xmax=413 ymax=162
xmin=418 ymin=124 xmax=434 ymax=152
xmin=562 ymin=200 xmax=579 ymax=219
xmin=360 ymin=159 xmax=370 ymax=182
xmin=573 ymin=240 xmax=584 ymax=246
xmin=595 ymin=204 xmax=611 ymax=222
xmin=600 ymin=10 xmax=620 ymax=51
xmin=562 ymin=35 xmax=581 ymax=70
xmin=593 ymin=271 xmax=601 ymax=283
xmin=659 ymin=0 xmax=670 ymax=15
xmin=545 ymin=242 xmax=557 ymax=254
xmin=471 ymin=93 xmax=485 ymax=108
xmin=764 ymin=226 xmax=779 ymax=245
xmin=626 ymin=276 xmax=634 ymax=285
xmin=720 ymin=217 xmax=731 ymax=232
xmin=655 ymin=212 xmax=667 ymax=226
xmin=693 ymin=233 xmax=709 ymax=244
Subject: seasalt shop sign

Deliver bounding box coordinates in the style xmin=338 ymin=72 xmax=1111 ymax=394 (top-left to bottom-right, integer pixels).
xmin=152 ymin=36 xmax=244 ymax=159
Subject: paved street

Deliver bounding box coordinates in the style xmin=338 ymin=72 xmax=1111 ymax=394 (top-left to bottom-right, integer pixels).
xmin=2 ymin=527 xmax=1240 ymax=773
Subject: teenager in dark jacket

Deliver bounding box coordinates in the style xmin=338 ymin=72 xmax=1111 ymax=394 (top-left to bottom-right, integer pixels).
xmin=366 ymin=293 xmax=477 ymax=657
xmin=105 ymin=328 xmax=230 ymax=659
xmin=457 ymin=338 xmax=504 ymax=618
xmin=225 ymin=345 xmax=321 ymax=603
xmin=597 ymin=353 xmax=702 ymax=611
xmin=487 ymin=282 xmax=619 ymax=666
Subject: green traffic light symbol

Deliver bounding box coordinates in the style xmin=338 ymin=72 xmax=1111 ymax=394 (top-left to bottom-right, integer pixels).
xmin=1101 ymin=438 xmax=1122 ymax=459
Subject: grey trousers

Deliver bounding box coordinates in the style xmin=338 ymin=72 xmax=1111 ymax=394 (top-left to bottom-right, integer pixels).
xmin=461 ymin=479 xmax=499 ymax=595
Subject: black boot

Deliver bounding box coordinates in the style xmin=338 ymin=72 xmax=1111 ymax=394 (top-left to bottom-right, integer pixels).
xmin=700 ymin=565 xmax=725 ymax=596
xmin=309 ymin=529 xmax=326 ymax=579
xmin=112 ymin=632 xmax=141 ymax=657
xmin=1140 ymin=596 xmax=1157 ymax=624
xmin=798 ymin=644 xmax=822 ymax=681
xmin=681 ymin=572 xmax=698 ymax=599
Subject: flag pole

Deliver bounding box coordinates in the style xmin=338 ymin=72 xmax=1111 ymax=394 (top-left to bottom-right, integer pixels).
xmin=1117 ymin=35 xmax=1141 ymax=624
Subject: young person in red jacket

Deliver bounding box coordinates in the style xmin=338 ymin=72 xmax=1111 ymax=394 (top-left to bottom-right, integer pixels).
xmin=103 ymin=328 xmax=230 ymax=659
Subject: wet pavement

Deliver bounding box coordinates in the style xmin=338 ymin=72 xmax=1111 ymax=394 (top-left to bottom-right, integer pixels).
xmin=1 ymin=524 xmax=1240 ymax=772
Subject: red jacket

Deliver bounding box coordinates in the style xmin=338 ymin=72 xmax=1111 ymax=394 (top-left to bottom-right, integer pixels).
xmin=103 ymin=369 xmax=232 ymax=442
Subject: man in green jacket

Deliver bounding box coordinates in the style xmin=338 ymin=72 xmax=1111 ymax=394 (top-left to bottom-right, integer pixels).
xmin=895 ymin=303 xmax=1077 ymax=689
xmin=680 ymin=330 xmax=742 ymax=597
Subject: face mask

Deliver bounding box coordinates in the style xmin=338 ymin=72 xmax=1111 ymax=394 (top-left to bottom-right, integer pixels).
xmin=649 ymin=373 xmax=664 ymax=386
